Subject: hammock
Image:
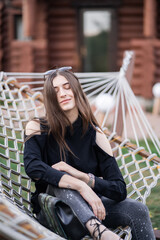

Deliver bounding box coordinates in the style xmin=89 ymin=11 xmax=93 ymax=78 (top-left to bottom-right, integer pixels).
xmin=0 ymin=51 xmax=160 ymax=240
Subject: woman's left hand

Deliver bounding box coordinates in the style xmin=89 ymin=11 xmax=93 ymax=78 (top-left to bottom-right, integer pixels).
xmin=52 ymin=162 xmax=89 ymax=185
xmin=52 ymin=161 xmax=73 ymax=173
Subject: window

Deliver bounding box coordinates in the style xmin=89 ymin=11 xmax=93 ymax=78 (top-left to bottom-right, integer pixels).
xmin=14 ymin=15 xmax=24 ymax=40
xmin=80 ymin=10 xmax=117 ymax=72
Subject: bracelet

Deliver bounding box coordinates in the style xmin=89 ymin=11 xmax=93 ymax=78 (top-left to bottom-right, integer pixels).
xmin=87 ymin=173 xmax=95 ymax=188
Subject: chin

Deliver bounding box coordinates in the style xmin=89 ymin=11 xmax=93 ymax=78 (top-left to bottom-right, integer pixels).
xmin=63 ymin=107 xmax=74 ymax=112
xmin=61 ymin=103 xmax=75 ymax=112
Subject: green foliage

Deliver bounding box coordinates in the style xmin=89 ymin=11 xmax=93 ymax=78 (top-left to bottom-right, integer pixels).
xmin=84 ymin=31 xmax=109 ymax=72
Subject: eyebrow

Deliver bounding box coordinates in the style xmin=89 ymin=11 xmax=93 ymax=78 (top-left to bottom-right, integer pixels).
xmin=53 ymin=82 xmax=69 ymax=88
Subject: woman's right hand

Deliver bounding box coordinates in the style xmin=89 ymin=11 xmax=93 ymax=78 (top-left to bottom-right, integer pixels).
xmin=79 ymin=182 xmax=106 ymax=221
xmin=58 ymin=174 xmax=106 ymax=221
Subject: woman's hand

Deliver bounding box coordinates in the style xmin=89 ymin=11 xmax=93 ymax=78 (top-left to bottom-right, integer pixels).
xmin=79 ymin=182 xmax=106 ymax=221
xmin=52 ymin=162 xmax=90 ymax=184
xmin=52 ymin=161 xmax=75 ymax=173
xmin=58 ymin=174 xmax=106 ymax=221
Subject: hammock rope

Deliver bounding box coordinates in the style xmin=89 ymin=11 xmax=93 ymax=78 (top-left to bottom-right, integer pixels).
xmin=0 ymin=51 xmax=160 ymax=240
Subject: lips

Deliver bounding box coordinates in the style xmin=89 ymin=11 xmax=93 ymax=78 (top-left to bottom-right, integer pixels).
xmin=60 ymin=99 xmax=71 ymax=104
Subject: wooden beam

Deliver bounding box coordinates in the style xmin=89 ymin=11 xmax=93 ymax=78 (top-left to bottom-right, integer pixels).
xmin=104 ymin=129 xmax=160 ymax=164
xmin=6 ymin=78 xmax=44 ymax=103
xmin=154 ymin=229 xmax=160 ymax=240
xmin=143 ymin=0 xmax=157 ymax=38
xmin=22 ymin=0 xmax=36 ymax=39
xmin=153 ymin=97 xmax=160 ymax=115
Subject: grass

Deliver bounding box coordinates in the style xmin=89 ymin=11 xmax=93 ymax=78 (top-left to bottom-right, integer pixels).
xmin=147 ymin=179 xmax=160 ymax=229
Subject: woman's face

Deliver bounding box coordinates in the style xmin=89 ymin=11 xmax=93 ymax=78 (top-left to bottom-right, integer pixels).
xmin=53 ymin=75 xmax=77 ymax=113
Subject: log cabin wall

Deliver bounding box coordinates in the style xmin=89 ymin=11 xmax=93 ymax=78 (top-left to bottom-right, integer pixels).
xmin=31 ymin=0 xmax=48 ymax=72
xmin=0 ymin=1 xmax=3 ymax=70
xmin=0 ymin=0 xmax=48 ymax=73
xmin=117 ymin=0 xmax=144 ymax=95
xmin=155 ymin=0 xmax=160 ymax=88
xmin=116 ymin=0 xmax=160 ymax=98
xmin=47 ymin=0 xmax=79 ymax=70
xmin=0 ymin=1 xmax=11 ymax=71
xmin=117 ymin=0 xmax=144 ymax=63
xmin=0 ymin=0 xmax=160 ymax=98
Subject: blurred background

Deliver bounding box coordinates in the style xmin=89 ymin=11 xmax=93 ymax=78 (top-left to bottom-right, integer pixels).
xmin=0 ymin=0 xmax=160 ymax=100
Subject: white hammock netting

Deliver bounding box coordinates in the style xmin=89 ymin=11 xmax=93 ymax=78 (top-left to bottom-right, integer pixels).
xmin=0 ymin=51 xmax=160 ymax=240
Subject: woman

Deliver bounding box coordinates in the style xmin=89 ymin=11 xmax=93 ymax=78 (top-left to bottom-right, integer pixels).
xmin=24 ymin=67 xmax=155 ymax=240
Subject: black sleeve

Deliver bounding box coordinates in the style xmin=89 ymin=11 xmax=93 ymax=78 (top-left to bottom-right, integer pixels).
xmin=23 ymin=135 xmax=65 ymax=186
xmin=93 ymin=144 xmax=127 ymax=202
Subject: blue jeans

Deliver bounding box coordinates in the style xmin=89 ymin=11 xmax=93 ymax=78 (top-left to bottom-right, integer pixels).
xmin=37 ymin=186 xmax=155 ymax=240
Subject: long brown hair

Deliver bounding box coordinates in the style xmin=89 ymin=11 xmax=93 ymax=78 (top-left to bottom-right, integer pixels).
xmin=32 ymin=69 xmax=101 ymax=160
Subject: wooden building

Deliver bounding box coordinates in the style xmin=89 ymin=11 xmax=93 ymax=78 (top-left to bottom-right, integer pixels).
xmin=0 ymin=0 xmax=159 ymax=98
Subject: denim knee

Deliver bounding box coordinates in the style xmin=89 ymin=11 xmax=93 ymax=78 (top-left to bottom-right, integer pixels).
xmin=102 ymin=197 xmax=155 ymax=240
xmin=123 ymin=199 xmax=149 ymax=220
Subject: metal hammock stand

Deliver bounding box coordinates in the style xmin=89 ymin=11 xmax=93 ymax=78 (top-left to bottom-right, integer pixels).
xmin=0 ymin=51 xmax=160 ymax=240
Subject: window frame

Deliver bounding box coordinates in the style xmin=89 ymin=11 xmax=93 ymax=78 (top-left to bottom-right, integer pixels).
xmin=78 ymin=7 xmax=118 ymax=72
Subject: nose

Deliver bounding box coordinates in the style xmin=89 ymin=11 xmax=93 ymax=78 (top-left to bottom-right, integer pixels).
xmin=59 ymin=87 xmax=66 ymax=97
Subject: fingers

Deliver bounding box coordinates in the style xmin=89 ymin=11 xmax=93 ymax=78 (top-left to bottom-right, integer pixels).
xmin=80 ymin=184 xmax=106 ymax=221
xmin=97 ymin=203 xmax=106 ymax=221
xmin=52 ymin=162 xmax=69 ymax=171
xmin=92 ymin=204 xmax=98 ymax=218
xmin=91 ymin=199 xmax=106 ymax=221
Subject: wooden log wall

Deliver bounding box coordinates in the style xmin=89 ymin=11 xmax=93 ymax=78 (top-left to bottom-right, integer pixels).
xmin=158 ymin=0 xmax=160 ymax=39
xmin=32 ymin=0 xmax=48 ymax=72
xmin=0 ymin=0 xmax=160 ymax=98
xmin=154 ymin=41 xmax=160 ymax=85
xmin=0 ymin=2 xmax=3 ymax=70
xmin=155 ymin=0 xmax=160 ymax=86
xmin=0 ymin=2 xmax=11 ymax=71
xmin=117 ymin=0 xmax=160 ymax=98
xmin=47 ymin=0 xmax=79 ymax=71
xmin=1 ymin=0 xmax=48 ymax=73
xmin=117 ymin=0 xmax=143 ymax=65
xmin=117 ymin=0 xmax=144 ymax=95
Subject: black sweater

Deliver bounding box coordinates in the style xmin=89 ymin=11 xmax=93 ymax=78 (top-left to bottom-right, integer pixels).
xmin=24 ymin=117 xmax=127 ymax=214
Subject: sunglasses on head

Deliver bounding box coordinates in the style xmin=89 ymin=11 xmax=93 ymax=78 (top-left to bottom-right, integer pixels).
xmin=44 ymin=66 xmax=72 ymax=80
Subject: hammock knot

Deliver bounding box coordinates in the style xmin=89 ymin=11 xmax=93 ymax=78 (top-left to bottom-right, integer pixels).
xmin=20 ymin=85 xmax=30 ymax=93
xmin=6 ymin=77 xmax=17 ymax=85
xmin=0 ymin=71 xmax=5 ymax=81
xmin=32 ymin=92 xmax=43 ymax=101
xmin=120 ymin=139 xmax=130 ymax=147
xmin=107 ymin=132 xmax=117 ymax=141
xmin=133 ymin=147 xmax=145 ymax=155
xmin=147 ymin=153 xmax=157 ymax=161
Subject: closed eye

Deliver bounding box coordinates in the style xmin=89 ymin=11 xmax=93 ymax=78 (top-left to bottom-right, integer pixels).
xmin=54 ymin=83 xmax=71 ymax=93
xmin=63 ymin=83 xmax=70 ymax=89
